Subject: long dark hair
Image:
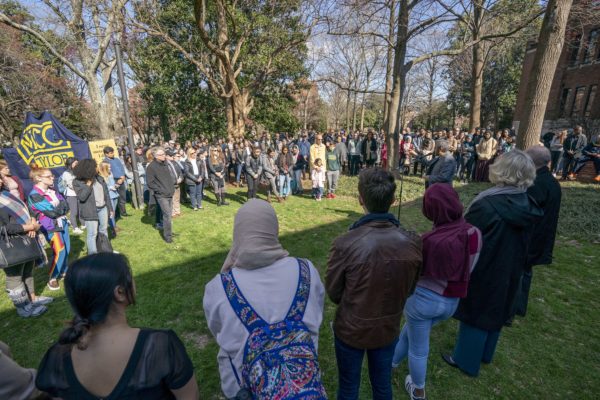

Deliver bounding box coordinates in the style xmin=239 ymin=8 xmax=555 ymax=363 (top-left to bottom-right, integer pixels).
xmin=59 ymin=253 xmax=135 ymax=350
xmin=73 ymin=158 xmax=98 ymax=181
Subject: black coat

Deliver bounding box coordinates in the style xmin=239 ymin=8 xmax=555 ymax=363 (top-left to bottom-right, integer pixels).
xmin=146 ymin=160 xmax=176 ymax=198
xmin=73 ymin=176 xmax=113 ymax=221
xmin=527 ymin=166 xmax=562 ymax=266
xmin=454 ymin=192 xmax=543 ymax=331
xmin=183 ymin=158 xmax=206 ymax=186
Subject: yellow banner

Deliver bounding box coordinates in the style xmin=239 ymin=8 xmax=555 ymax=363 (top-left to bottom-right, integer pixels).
xmin=89 ymin=139 xmax=118 ymax=164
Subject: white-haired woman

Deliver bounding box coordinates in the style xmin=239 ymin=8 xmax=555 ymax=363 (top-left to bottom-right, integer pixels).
xmin=442 ymin=150 xmax=543 ymax=377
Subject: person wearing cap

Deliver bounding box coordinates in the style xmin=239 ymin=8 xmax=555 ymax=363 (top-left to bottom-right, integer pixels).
xmin=103 ymin=146 xmax=129 ymax=217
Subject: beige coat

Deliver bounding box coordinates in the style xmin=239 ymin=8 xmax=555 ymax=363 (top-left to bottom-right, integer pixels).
xmin=476 ymin=138 xmax=498 ymax=160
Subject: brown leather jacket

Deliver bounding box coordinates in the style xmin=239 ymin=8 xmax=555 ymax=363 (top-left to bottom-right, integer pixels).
xmin=326 ymin=219 xmax=422 ymax=349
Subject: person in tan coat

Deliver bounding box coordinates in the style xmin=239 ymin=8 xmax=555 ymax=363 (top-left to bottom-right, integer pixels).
xmin=326 ymin=167 xmax=422 ymax=400
xmin=474 ymin=131 xmax=497 ymax=182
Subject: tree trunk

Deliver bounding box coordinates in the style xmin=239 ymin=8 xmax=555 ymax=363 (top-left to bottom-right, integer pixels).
xmin=352 ymin=90 xmax=358 ymax=131
xmin=517 ymin=0 xmax=573 ymax=150
xmin=360 ymin=93 xmax=366 ymax=131
xmin=383 ymin=0 xmax=396 ymax=126
xmin=385 ymin=0 xmax=408 ymax=171
xmin=227 ymin=90 xmax=251 ymax=138
xmin=86 ymin=72 xmax=112 ymax=139
xmin=469 ymin=0 xmax=485 ymax=132
xmin=345 ymin=89 xmax=351 ymax=132
xmin=303 ymin=91 xmax=310 ymax=130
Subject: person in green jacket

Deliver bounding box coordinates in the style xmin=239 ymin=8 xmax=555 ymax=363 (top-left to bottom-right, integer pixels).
xmin=326 ymin=141 xmax=341 ymax=199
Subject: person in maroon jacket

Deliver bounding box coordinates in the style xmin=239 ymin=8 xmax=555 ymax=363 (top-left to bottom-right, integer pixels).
xmin=392 ymin=184 xmax=482 ymax=400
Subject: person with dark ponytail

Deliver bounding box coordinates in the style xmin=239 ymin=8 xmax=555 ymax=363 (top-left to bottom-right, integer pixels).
xmin=35 ymin=253 xmax=199 ymax=399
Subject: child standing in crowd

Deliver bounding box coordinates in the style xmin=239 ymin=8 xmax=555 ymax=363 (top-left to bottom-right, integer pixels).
xmin=311 ymin=158 xmax=325 ymax=201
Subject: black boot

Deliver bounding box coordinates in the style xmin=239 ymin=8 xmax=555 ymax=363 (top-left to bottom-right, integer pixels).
xmin=220 ymin=193 xmax=229 ymax=206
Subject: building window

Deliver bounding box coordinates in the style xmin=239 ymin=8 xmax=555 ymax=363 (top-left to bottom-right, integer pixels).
xmin=568 ymin=34 xmax=582 ymax=66
xmin=571 ymin=87 xmax=586 ymax=117
xmin=559 ymin=88 xmax=572 ymax=117
xmin=584 ymin=85 xmax=598 ymax=118
xmin=582 ymin=29 xmax=600 ymax=64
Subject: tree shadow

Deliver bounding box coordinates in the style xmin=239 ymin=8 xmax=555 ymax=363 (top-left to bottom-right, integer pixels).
xmin=1 ymin=181 xmax=597 ymax=399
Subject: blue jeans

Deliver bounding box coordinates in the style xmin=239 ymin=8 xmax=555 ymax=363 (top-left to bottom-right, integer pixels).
xmin=292 ymin=169 xmax=303 ymax=193
xmin=279 ymin=174 xmax=291 ymax=197
xmin=85 ymin=206 xmax=109 ymax=255
xmin=334 ymin=336 xmax=397 ymax=400
xmin=109 ymin=198 xmax=118 ymax=228
xmin=235 ymin=163 xmax=243 ymax=183
xmin=187 ymin=182 xmax=203 ymax=209
xmin=392 ymin=287 xmax=459 ymax=389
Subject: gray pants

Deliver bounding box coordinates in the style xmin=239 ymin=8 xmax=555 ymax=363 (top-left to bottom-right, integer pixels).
xmin=66 ymin=195 xmax=80 ymax=227
xmin=4 ymin=261 xmax=34 ymax=307
xmin=156 ymin=197 xmax=173 ymax=242
xmin=327 ymin=170 xmax=340 ymax=194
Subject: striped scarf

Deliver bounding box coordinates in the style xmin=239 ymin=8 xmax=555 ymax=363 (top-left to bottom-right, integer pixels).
xmin=0 ymin=191 xmax=30 ymax=224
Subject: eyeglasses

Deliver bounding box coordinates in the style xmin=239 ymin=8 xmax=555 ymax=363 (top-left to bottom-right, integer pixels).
xmin=41 ymin=175 xmax=53 ymax=178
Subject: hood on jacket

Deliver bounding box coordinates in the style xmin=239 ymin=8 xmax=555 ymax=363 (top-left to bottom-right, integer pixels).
xmin=422 ymin=183 xmax=463 ymax=225
xmin=488 ymin=192 xmax=543 ymax=228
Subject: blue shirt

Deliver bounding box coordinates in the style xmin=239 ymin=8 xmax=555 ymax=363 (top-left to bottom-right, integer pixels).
xmin=104 ymin=156 xmax=126 ymax=179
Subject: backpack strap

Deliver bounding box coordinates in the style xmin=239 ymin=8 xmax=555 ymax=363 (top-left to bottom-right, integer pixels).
xmin=284 ymin=258 xmax=312 ymax=322
xmin=220 ymin=271 xmax=266 ymax=332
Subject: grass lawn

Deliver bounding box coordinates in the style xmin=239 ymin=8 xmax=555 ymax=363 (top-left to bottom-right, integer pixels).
xmin=1 ymin=175 xmax=598 ymax=399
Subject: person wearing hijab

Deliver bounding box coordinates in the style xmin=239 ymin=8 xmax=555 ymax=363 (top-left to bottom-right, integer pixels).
xmin=203 ymin=199 xmax=325 ymax=399
xmin=392 ymin=184 xmax=482 ymax=400
xmin=442 ymin=150 xmax=543 ymax=377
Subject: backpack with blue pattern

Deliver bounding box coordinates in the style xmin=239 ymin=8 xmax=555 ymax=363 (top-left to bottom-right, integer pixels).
xmin=221 ymin=258 xmax=327 ymax=399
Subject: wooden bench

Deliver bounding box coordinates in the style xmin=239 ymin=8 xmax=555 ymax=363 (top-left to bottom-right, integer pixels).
xmin=577 ymin=161 xmax=598 ymax=183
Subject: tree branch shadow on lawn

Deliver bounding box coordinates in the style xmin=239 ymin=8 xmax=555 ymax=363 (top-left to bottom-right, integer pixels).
xmin=1 ymin=181 xmax=598 ymax=399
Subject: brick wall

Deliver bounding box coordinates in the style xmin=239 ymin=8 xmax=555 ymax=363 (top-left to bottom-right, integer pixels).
xmin=513 ymin=14 xmax=600 ymax=138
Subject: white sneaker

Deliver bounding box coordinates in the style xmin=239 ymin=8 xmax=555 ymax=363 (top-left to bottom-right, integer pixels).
xmin=405 ymin=375 xmax=426 ymax=400
xmin=72 ymin=227 xmax=84 ymax=234
xmin=79 ymin=225 xmax=86 ymax=230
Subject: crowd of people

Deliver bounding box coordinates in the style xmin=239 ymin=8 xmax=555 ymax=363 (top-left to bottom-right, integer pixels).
xmin=0 ymin=123 xmax=566 ymax=399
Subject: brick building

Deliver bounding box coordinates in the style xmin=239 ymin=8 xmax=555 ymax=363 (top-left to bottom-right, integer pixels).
xmin=513 ymin=2 xmax=600 ymax=138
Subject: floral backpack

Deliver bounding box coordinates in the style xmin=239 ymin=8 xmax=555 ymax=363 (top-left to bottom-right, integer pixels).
xmin=221 ymin=258 xmax=327 ymax=399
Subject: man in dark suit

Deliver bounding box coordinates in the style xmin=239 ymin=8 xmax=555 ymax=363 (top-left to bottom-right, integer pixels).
xmin=425 ymin=140 xmax=457 ymax=188
xmin=511 ymin=145 xmax=562 ymax=320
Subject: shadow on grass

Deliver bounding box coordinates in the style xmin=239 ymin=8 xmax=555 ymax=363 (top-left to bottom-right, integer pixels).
xmin=1 ymin=179 xmax=598 ymax=399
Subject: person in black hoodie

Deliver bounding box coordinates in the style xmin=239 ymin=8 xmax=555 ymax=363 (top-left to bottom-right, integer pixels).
xmin=442 ymin=150 xmax=543 ymax=377
xmin=146 ymin=147 xmax=175 ymax=243
xmin=510 ymin=146 xmax=561 ymax=320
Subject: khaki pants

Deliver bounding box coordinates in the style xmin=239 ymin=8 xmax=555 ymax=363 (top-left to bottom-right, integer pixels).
xmin=172 ymin=186 xmax=181 ymax=215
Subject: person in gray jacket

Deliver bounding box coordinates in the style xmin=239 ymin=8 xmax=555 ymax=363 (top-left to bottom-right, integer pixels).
xmin=262 ymin=148 xmax=283 ymax=203
xmin=425 ymin=140 xmax=457 ymax=188
xmin=245 ymin=146 xmax=263 ymax=201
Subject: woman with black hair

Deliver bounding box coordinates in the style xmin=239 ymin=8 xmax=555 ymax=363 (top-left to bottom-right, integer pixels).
xmin=36 ymin=253 xmax=199 ymax=399
xmin=60 ymin=157 xmax=84 ymax=234
xmin=72 ymin=159 xmax=113 ymax=255
xmin=207 ymin=146 xmax=229 ymax=206
xmin=361 ymin=131 xmax=379 ymax=168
